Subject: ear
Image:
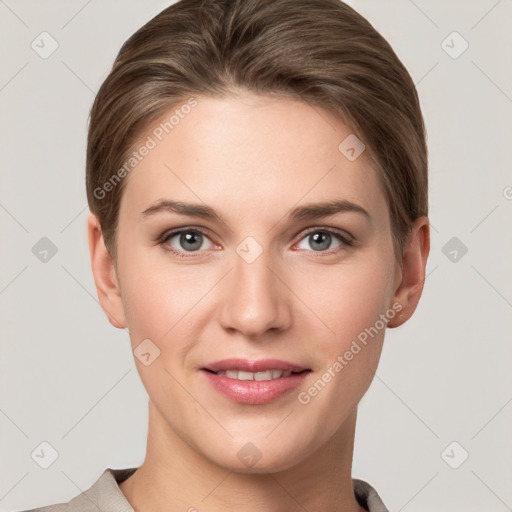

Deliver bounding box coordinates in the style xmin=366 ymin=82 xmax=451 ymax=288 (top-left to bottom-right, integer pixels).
xmin=387 ymin=216 xmax=430 ymax=328
xmin=87 ymin=212 xmax=127 ymax=329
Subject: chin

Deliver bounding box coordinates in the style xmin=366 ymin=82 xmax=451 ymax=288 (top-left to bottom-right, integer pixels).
xmin=202 ymin=435 xmax=311 ymax=475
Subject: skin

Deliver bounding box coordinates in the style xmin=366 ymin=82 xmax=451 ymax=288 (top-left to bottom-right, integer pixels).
xmin=88 ymin=91 xmax=430 ymax=512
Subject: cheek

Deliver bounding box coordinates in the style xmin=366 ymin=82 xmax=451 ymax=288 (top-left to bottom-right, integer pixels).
xmin=116 ymin=245 xmax=219 ymax=350
xmin=293 ymin=255 xmax=394 ymax=345
xmin=116 ymin=247 xmax=181 ymax=340
xmin=292 ymin=255 xmax=394 ymax=405
xmin=294 ymin=260 xmax=392 ymax=415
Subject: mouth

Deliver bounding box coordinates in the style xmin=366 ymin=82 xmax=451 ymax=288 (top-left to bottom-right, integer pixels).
xmin=202 ymin=357 xmax=310 ymax=374
xmin=202 ymin=368 xmax=309 ymax=381
xmin=200 ymin=358 xmax=312 ymax=405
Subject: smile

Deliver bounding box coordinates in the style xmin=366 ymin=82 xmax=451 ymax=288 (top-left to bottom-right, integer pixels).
xmin=200 ymin=358 xmax=311 ymax=404
xmin=212 ymin=369 xmax=295 ymax=380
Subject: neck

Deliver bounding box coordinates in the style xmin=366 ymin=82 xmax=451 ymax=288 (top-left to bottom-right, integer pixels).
xmin=119 ymin=400 xmax=366 ymax=512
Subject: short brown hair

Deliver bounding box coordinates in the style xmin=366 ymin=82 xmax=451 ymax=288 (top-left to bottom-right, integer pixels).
xmin=86 ymin=0 xmax=428 ymax=261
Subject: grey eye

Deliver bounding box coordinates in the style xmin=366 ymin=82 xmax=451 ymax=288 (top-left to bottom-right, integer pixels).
xmin=180 ymin=232 xmax=203 ymax=251
xmin=167 ymin=231 xmax=210 ymax=252
xmin=297 ymin=231 xmax=342 ymax=252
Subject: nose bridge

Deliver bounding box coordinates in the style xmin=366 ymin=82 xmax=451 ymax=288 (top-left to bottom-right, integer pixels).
xmin=218 ymin=238 xmax=290 ymax=337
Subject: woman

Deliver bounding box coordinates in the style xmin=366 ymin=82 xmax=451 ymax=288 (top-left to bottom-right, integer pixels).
xmin=22 ymin=0 xmax=430 ymax=510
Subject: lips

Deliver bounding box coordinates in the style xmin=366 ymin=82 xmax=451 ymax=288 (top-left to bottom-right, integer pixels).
xmin=201 ymin=358 xmax=311 ymax=405
xmin=202 ymin=358 xmax=309 ymax=374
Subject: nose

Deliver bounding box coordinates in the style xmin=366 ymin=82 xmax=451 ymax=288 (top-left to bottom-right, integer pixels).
xmin=218 ymin=246 xmax=292 ymax=338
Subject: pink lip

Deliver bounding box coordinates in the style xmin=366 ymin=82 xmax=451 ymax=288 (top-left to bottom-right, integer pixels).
xmin=201 ymin=358 xmax=311 ymax=405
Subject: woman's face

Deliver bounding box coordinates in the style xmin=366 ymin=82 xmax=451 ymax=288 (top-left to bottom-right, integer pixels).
xmin=109 ymin=92 xmax=404 ymax=472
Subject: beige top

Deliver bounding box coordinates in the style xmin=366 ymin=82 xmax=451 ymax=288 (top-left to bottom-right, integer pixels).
xmin=19 ymin=467 xmax=390 ymax=512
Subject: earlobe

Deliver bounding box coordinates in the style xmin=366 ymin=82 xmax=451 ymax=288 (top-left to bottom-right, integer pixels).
xmin=87 ymin=212 xmax=127 ymax=329
xmin=387 ymin=216 xmax=430 ymax=329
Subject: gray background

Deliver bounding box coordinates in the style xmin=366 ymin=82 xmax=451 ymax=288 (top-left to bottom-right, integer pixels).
xmin=1 ymin=1 xmax=511 ymax=510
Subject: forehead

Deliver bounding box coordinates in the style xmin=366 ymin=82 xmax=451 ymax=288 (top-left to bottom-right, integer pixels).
xmin=119 ymin=92 xmax=387 ymax=222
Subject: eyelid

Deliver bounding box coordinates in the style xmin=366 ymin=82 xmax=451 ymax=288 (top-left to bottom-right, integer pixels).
xmin=293 ymin=226 xmax=355 ymax=250
xmin=295 ymin=225 xmax=354 ymax=243
xmin=158 ymin=225 xmax=217 ymax=244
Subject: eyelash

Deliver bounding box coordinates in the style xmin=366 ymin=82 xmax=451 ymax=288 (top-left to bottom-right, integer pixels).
xmin=157 ymin=226 xmax=355 ymax=259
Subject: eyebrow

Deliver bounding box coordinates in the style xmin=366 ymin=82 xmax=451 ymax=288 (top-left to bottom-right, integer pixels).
xmin=288 ymin=199 xmax=370 ymax=221
xmin=140 ymin=198 xmax=370 ymax=223
xmin=141 ymin=200 xmax=224 ymax=222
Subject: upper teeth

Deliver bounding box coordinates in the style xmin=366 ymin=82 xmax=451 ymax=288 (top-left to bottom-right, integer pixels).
xmin=215 ymin=370 xmax=293 ymax=380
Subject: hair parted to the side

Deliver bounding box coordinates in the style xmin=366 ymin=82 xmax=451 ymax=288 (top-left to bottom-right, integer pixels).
xmin=86 ymin=0 xmax=428 ymax=262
